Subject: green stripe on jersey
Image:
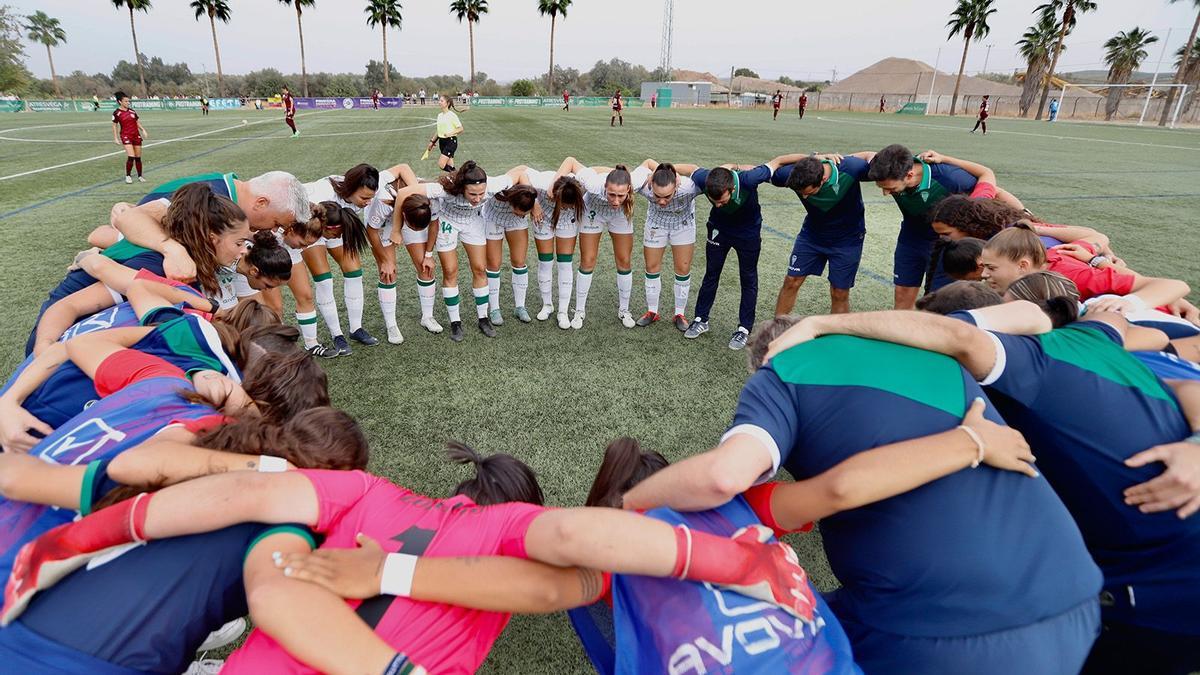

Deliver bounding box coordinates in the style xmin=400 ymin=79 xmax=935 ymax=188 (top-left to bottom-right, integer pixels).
xmin=244 ymin=525 xmax=317 ymax=563
xmin=79 ymin=460 xmax=103 ymax=516
xmin=772 ymin=335 xmax=966 ymax=418
xmin=156 ymin=316 xmax=227 ymax=375
xmin=102 ymin=238 xmax=154 ymax=262
xmin=1040 ymin=325 xmax=1178 ymax=407
xmin=147 ymin=172 xmax=238 ymax=202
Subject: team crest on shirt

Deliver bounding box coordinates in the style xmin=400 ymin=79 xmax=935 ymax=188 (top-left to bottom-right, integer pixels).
xmin=37 ymin=417 xmax=128 ymax=465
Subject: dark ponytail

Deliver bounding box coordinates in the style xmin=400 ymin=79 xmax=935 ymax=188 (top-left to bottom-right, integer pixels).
xmin=399 ymin=194 xmax=433 ymax=231
xmin=585 ymin=437 xmax=669 ymax=508
xmin=163 ymin=183 xmax=248 ymax=296
xmin=551 ymin=176 xmax=585 ymax=227
xmin=437 ymin=160 xmax=487 ymax=196
xmin=241 ymin=350 xmax=331 ymax=423
xmin=446 ymin=441 xmax=544 ymax=506
xmin=245 ymin=230 xmax=292 ymax=283
xmin=330 ymin=164 xmax=380 ymax=201
xmin=493 ymin=184 xmax=538 ymax=213
xmin=322 ymin=204 xmax=368 ymax=257
xmin=651 ymin=162 xmax=678 ymax=189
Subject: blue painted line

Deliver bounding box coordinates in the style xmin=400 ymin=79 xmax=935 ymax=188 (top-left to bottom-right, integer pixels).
xmin=0 ymin=136 xmax=256 ymax=221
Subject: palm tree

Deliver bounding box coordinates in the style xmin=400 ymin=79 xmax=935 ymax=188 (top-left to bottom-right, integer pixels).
xmin=538 ymin=0 xmax=571 ymax=91
xmin=111 ymin=0 xmax=152 ymax=98
xmin=449 ymin=0 xmax=489 ymax=94
xmin=279 ymin=0 xmax=316 ymax=96
xmin=1159 ymin=0 xmax=1200 ymax=125
xmin=1175 ymin=38 xmax=1200 ymax=115
xmin=1017 ymin=12 xmax=1061 ymax=116
xmin=1102 ymin=27 xmax=1157 ymax=120
xmin=1034 ymin=0 xmax=1098 ymax=120
xmin=190 ymin=0 xmax=230 ymax=96
xmin=946 ymin=0 xmax=997 ymax=116
xmin=365 ymin=0 xmax=403 ymax=90
xmin=24 ymin=11 xmax=66 ymax=97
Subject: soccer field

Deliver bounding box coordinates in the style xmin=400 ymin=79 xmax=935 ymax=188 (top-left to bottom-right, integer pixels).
xmin=2 ymin=106 xmax=1199 ymax=672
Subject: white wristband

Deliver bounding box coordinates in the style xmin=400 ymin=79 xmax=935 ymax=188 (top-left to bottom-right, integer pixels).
xmin=257 ymin=455 xmax=288 ymax=473
xmin=380 ymin=553 xmax=419 ymax=597
xmin=958 ymin=425 xmax=987 ymax=469
xmin=424 ymin=251 xmax=433 ymax=258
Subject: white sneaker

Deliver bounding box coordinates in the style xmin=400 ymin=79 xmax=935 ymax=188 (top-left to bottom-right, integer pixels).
xmin=537 ymin=303 xmax=554 ymax=321
xmin=137 ymin=176 xmax=146 ymax=183
xmin=198 ymin=618 xmax=246 ymax=652
xmin=386 ymin=325 xmax=404 ymax=344
xmin=124 ymin=175 xmax=133 ymax=184
xmin=420 ymin=316 xmax=443 ymax=334
xmin=557 ymin=312 xmax=571 ymax=329
xmin=618 ymin=310 xmax=636 ymax=329
xmin=570 ymin=310 xmax=585 ymax=330
xmin=183 ymin=659 xmax=224 ymax=674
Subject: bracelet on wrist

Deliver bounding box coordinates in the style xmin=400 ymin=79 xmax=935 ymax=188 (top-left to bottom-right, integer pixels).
xmin=958 ymin=425 xmax=987 ymax=468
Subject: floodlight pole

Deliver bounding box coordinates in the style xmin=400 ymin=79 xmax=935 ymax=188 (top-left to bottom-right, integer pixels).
xmin=926 ymin=48 xmax=941 ymax=115
xmin=1139 ymin=27 xmax=1171 ymax=126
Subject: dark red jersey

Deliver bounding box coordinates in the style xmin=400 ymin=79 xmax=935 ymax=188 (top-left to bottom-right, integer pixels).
xmin=113 ymin=108 xmax=139 ymax=139
xmin=282 ymin=92 xmax=295 ymax=114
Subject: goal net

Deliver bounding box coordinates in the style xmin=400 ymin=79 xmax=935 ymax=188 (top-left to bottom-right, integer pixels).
xmin=1053 ymin=82 xmax=1190 ymax=127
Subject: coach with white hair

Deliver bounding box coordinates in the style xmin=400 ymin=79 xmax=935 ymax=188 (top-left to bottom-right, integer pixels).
xmin=113 ymin=170 xmax=312 ymax=281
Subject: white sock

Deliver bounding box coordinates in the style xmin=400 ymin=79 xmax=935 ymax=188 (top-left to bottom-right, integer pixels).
xmin=472 ymin=286 xmax=489 ymax=319
xmin=417 ymin=278 xmax=436 ymax=320
xmin=674 ymin=274 xmax=691 ymax=317
xmin=297 ymin=310 xmax=319 ymax=348
xmin=378 ymin=283 xmax=397 ymax=329
xmin=344 ymin=273 xmax=364 ymax=333
xmin=537 ymin=256 xmax=554 ymax=306
xmin=575 ymin=269 xmax=594 ymax=313
xmin=442 ymin=286 xmax=461 ymax=323
xmin=617 ymin=269 xmax=633 ymax=313
xmin=486 ymin=269 xmax=501 ymax=312
xmin=645 ymin=273 xmax=661 ymax=314
xmin=314 ymin=276 xmax=344 ymax=337
xmin=556 ymin=257 xmax=573 ymax=312
xmin=512 ymin=266 xmax=529 ymax=309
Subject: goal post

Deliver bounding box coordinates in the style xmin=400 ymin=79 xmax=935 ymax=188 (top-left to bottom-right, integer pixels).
xmin=1054 ymin=81 xmax=1190 ymax=128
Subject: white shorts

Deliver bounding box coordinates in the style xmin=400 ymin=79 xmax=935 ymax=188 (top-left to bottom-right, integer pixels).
xmin=285 ymin=244 xmax=304 ymax=265
xmin=485 ymin=217 xmax=530 ymax=241
xmin=531 ymin=216 xmax=579 ymax=241
xmin=643 ymin=221 xmax=697 ymax=248
xmin=309 ymin=236 xmax=343 ymax=250
xmin=400 ymin=224 xmax=429 ymax=246
xmin=580 ymin=209 xmax=634 ymax=236
xmin=435 ymin=217 xmax=485 ymax=252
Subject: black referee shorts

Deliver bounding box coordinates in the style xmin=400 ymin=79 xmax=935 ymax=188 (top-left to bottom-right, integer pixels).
xmin=438 ymin=136 xmax=458 ymax=158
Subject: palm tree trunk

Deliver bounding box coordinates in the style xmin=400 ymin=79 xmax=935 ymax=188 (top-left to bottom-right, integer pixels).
xmin=950 ymin=31 xmax=972 ymax=116
xmin=46 ymin=44 xmax=60 ymax=96
xmin=296 ymin=5 xmax=309 ymax=97
xmin=1020 ymin=59 xmax=1045 ymax=117
xmin=468 ymin=20 xmax=476 ymax=94
xmin=1035 ymin=5 xmax=1072 ymax=120
xmin=209 ymin=13 xmax=225 ymax=96
xmin=383 ymin=24 xmax=390 ymax=87
xmin=129 ymin=6 xmax=147 ymax=98
xmin=1104 ymin=79 xmax=1123 ymax=120
xmin=1159 ymin=8 xmax=1200 ymax=126
xmin=548 ymin=15 xmax=556 ymax=91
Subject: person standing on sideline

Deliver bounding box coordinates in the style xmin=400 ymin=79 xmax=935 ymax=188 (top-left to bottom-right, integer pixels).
xmin=91 ymin=94 xmax=100 ymax=111
xmin=679 ymin=154 xmax=799 ymax=349
xmin=798 ymin=91 xmax=808 ymax=118
xmin=879 ymin=94 xmax=886 ymax=113
xmin=971 ymin=96 xmax=989 ymax=134
xmin=419 ymin=88 xmax=427 ymax=105
xmin=112 ymin=92 xmax=147 ymax=185
xmin=1049 ymin=98 xmax=1060 ymax=121
xmin=426 ymin=94 xmax=464 ymax=173
xmin=562 ymin=90 xmax=570 ymax=111
xmin=650 ymin=92 xmax=657 ymax=108
xmin=281 ymin=85 xmax=298 ymax=138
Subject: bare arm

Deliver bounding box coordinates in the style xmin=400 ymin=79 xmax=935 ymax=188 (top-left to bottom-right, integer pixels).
xmin=62 ymin=326 xmax=154 ymax=381
xmin=108 ymin=434 xmax=290 ymax=489
xmin=553 ymin=156 xmax=585 ymax=184
xmin=623 ymin=434 xmax=773 ymax=512
xmin=140 ymin=470 xmax=320 ymax=539
xmin=918 ymin=150 xmax=997 ymax=187
xmin=80 ymin=254 xmax=214 ymax=315
xmin=504 ymin=164 xmax=531 ymax=183
xmin=113 ymin=201 xmax=195 ymax=282
xmin=1128 ymin=276 xmax=1191 ymax=309
xmin=1032 ymin=223 xmax=1109 ymax=249
xmin=244 ymin=533 xmax=399 ymax=675
xmin=849 ymin=151 xmax=876 ymax=162
xmin=1123 ymin=379 xmax=1200 ymax=518
xmin=32 ymin=283 xmax=120 ymax=356
xmin=386 ymin=163 xmax=419 ymax=188
xmin=0 ymin=453 xmax=88 ymax=509
xmin=672 ymin=163 xmax=701 ymax=176
xmin=766 ymin=153 xmax=809 ymax=172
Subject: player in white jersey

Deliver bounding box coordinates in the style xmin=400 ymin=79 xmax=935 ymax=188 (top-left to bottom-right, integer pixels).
xmin=526 ymin=167 xmax=586 ymax=329
xmin=260 ymin=203 xmax=351 ymax=358
xmin=482 ymin=184 xmax=539 ymax=325
xmin=365 ymin=166 xmax=441 ymax=338
xmin=391 ymin=161 xmax=530 ymax=342
xmin=218 ymin=231 xmax=293 ymax=312
xmin=632 ymin=160 xmax=701 ymax=330
xmin=301 ymin=165 xmax=382 ymax=355
xmin=552 ymin=157 xmax=639 ymax=328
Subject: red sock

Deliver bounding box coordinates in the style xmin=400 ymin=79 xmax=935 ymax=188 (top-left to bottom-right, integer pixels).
xmin=125 ymin=157 xmax=134 ymax=176
xmin=134 ymin=158 xmax=143 ymax=176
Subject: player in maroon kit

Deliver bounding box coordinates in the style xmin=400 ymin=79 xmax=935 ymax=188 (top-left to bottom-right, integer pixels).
xmin=772 ymin=90 xmax=783 ymax=120
xmin=111 ymin=92 xmax=147 ymax=185
xmin=282 ymin=85 xmax=298 ymax=138
xmin=879 ymin=94 xmax=886 ymax=113
xmin=563 ymin=90 xmax=570 ymax=111
xmin=610 ymin=90 xmax=623 ymax=126
xmin=798 ymin=91 xmax=808 ymax=119
xmin=372 ymin=88 xmax=381 ymax=110
xmin=971 ymin=95 xmax=990 ymax=135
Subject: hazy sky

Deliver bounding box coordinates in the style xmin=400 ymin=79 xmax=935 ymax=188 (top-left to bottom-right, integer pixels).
xmin=13 ymin=1 xmax=1199 ymax=84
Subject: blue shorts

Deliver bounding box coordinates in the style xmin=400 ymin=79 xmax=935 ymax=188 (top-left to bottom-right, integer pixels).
xmin=836 ymin=598 xmax=1099 ymax=675
xmin=893 ymin=234 xmax=937 ymax=288
xmin=788 ymin=230 xmax=864 ymax=290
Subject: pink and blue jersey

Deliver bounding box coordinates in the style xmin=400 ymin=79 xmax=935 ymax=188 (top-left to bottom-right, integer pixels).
xmin=570 ymin=495 xmax=860 ymax=674
xmin=222 ymin=470 xmax=545 ymax=674
xmin=0 ymin=351 xmax=218 ymax=582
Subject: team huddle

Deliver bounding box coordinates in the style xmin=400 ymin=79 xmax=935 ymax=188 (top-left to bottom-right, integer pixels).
xmin=0 ymin=108 xmax=1199 ymax=675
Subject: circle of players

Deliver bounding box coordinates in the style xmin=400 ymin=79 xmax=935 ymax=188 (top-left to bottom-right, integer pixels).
xmin=0 ymin=141 xmax=1198 ymax=675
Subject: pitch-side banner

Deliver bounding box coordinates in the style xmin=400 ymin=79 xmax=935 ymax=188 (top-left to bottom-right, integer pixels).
xmin=292 ymin=97 xmax=405 ymax=110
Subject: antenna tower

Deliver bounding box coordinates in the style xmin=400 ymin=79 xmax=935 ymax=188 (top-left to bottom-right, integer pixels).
xmin=659 ymin=0 xmax=674 ymax=75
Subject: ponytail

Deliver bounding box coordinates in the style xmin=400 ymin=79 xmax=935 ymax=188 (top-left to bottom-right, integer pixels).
xmin=585 ymin=437 xmax=668 ymax=508
xmin=163 ymin=183 xmax=248 ymax=296
xmin=244 ymin=230 xmax=292 ymax=283
xmin=437 ymin=160 xmax=487 ymax=196
xmin=493 ymin=184 xmax=538 ymax=214
xmin=551 ymin=176 xmax=585 ymax=228
xmin=606 ymin=164 xmax=635 ymax=222
xmin=446 ymin=441 xmax=544 ymax=506
xmin=323 ymin=204 xmax=368 ymax=257
xmin=329 ymin=164 xmax=380 ymax=202
xmin=241 ymin=350 xmax=330 ymax=423
xmin=984 ymin=223 xmax=1047 ymax=267
xmin=399 ymin=194 xmax=433 ymax=231
xmin=651 ymin=162 xmax=677 ymax=189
